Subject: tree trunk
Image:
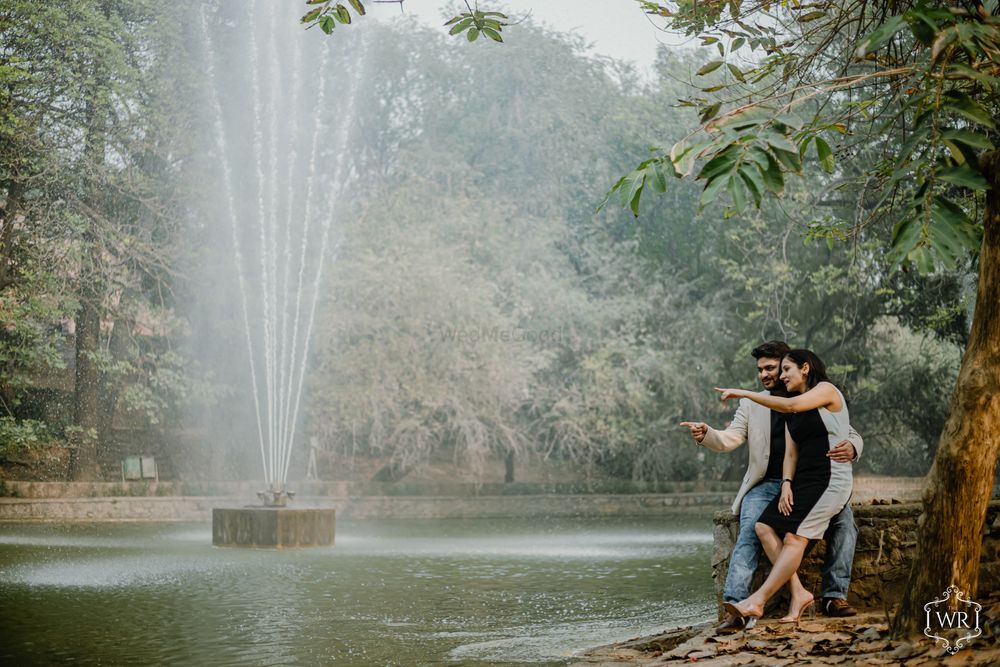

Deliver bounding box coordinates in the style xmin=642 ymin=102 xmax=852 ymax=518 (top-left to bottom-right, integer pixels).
xmin=892 ymin=149 xmax=1000 ymax=637
xmin=504 ymin=450 xmax=515 ymax=483
xmin=97 ymin=318 xmax=128 ymax=447
xmin=70 ymin=298 xmax=101 ymax=481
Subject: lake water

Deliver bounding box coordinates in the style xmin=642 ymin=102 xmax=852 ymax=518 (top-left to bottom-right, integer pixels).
xmin=0 ymin=514 xmax=715 ymax=665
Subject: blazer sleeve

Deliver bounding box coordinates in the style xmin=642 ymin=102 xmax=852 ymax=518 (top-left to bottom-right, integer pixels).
xmin=700 ymin=399 xmax=750 ymax=453
xmin=848 ymin=425 xmax=864 ymax=461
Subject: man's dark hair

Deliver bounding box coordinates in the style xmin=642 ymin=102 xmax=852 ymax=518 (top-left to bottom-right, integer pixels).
xmin=751 ymin=340 xmax=790 ymax=361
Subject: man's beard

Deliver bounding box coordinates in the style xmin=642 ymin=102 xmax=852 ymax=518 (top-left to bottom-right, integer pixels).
xmin=768 ymin=381 xmax=790 ymax=397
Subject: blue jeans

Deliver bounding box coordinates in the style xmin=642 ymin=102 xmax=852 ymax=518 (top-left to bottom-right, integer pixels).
xmin=821 ymin=504 xmax=857 ymax=600
xmin=722 ymin=479 xmax=857 ymax=603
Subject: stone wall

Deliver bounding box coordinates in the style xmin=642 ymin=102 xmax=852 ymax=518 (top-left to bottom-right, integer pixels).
xmin=0 ymin=492 xmax=733 ymax=522
xmin=712 ymin=499 xmax=1000 ymax=614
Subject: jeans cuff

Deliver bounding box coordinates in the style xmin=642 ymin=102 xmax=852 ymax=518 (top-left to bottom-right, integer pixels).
xmin=820 ymin=593 xmax=847 ymax=600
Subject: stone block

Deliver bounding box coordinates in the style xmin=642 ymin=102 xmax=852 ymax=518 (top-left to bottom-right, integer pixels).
xmin=712 ymin=500 xmax=1000 ymax=612
xmin=212 ymin=506 xmax=335 ymax=548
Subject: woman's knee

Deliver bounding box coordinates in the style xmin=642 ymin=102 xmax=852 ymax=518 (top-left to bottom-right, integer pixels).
xmin=783 ymin=532 xmax=808 ymax=549
xmin=755 ymin=522 xmax=772 ymax=540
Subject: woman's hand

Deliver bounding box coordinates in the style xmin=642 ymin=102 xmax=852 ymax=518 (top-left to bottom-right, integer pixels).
xmin=779 ymin=483 xmax=794 ymax=516
xmin=714 ymin=387 xmax=746 ymax=402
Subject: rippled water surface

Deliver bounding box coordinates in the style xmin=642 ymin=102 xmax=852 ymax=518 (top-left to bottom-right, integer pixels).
xmin=0 ymin=515 xmax=715 ymax=665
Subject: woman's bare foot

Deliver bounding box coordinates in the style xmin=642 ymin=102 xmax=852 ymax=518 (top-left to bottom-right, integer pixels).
xmin=779 ymin=592 xmax=815 ymax=623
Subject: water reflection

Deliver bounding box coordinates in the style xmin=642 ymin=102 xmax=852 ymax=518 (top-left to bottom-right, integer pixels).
xmin=0 ymin=515 xmax=715 ymax=665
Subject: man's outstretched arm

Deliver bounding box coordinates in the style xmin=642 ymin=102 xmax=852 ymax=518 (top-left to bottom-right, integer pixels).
xmin=680 ymin=399 xmax=750 ymax=453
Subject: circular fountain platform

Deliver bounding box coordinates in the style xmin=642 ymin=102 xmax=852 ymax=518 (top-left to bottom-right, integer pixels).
xmin=212 ymin=506 xmax=335 ymax=548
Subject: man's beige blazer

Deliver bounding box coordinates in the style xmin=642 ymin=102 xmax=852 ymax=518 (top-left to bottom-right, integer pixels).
xmin=700 ymin=391 xmax=864 ymax=515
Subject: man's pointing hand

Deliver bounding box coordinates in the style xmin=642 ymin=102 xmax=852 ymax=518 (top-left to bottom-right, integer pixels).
xmin=679 ymin=421 xmax=708 ymax=443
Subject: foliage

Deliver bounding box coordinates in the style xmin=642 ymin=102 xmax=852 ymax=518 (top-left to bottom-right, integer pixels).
xmin=301 ymin=0 xmax=509 ymax=42
xmin=0 ymin=417 xmax=53 ymax=456
xmin=612 ymin=0 xmax=998 ymax=273
xmin=0 ymin=0 xmax=207 ymax=467
xmin=299 ymin=20 xmax=965 ymax=482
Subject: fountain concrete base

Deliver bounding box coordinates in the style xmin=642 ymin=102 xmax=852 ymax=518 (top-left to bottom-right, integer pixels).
xmin=212 ymin=506 xmax=335 ymax=548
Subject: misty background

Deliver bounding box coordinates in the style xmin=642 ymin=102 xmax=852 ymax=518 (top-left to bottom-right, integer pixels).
xmin=0 ymin=1 xmax=971 ymax=486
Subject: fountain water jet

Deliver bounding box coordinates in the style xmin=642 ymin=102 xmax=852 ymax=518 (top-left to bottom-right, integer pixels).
xmin=197 ymin=0 xmax=362 ymax=546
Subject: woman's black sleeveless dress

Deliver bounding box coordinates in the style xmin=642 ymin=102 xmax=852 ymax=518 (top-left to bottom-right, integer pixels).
xmin=758 ymin=384 xmax=853 ymax=539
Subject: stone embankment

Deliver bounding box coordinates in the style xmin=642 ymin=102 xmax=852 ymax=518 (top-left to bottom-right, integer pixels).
xmin=578 ymin=498 xmax=1000 ymax=665
xmin=0 ymin=476 xmax=925 ymax=522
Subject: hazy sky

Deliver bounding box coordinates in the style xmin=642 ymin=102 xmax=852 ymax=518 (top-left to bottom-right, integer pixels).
xmin=365 ymin=0 xmax=678 ymax=70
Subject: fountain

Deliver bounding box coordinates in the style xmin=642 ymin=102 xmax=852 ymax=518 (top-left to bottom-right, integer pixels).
xmin=197 ymin=0 xmax=360 ymax=547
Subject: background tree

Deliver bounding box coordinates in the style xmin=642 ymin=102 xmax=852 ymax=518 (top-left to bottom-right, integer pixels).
xmin=0 ymin=1 xmax=200 ymax=479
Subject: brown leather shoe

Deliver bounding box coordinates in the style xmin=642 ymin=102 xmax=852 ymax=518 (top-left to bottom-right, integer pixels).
xmin=822 ymin=598 xmax=857 ymax=617
xmin=716 ymin=613 xmax=758 ymax=634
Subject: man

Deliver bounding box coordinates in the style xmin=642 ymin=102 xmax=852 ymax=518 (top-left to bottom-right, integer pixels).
xmin=680 ymin=340 xmax=862 ymax=632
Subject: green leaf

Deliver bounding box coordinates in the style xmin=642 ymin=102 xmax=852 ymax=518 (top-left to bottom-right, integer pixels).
xmin=619 ymin=171 xmax=644 ymax=212
xmin=941 ymin=92 xmax=996 ymax=128
xmin=467 ymin=27 xmax=480 ymax=42
xmin=348 ymin=0 xmax=366 ymax=15
xmin=481 ymin=27 xmax=503 ymax=42
xmin=302 ymin=7 xmax=323 ymax=23
xmin=772 ymin=147 xmax=802 ymax=173
xmin=946 ymin=64 xmax=997 ymax=91
xmin=650 ymin=163 xmax=668 ymax=193
xmin=936 ymin=164 xmax=989 ymax=191
xmin=928 ymin=196 xmax=982 ymax=267
xmin=629 ymin=185 xmax=643 ymax=216
xmin=738 ymin=166 xmax=764 ymax=207
xmin=727 ymin=173 xmax=747 ymax=213
xmin=815 ymin=136 xmax=834 ymax=174
xmin=761 ymin=129 xmax=797 ymax=156
xmin=318 ymin=14 xmax=335 ymax=33
xmin=598 ymin=174 xmax=630 ymax=213
xmin=760 ymin=154 xmax=784 ymax=194
xmin=727 ymin=63 xmax=746 ymax=82
xmin=744 ymin=145 xmax=770 ymax=169
xmin=854 ymin=15 xmax=907 ymax=57
xmin=449 ymin=18 xmax=473 ymax=35
xmin=699 ymin=102 xmax=722 ymax=124
xmin=335 ymin=4 xmax=351 ymax=24
xmin=699 ymin=174 xmax=728 ymax=209
xmin=774 ymin=112 xmax=804 ymax=130
xmin=888 ymin=216 xmax=923 ymax=265
xmin=798 ymin=11 xmax=827 ymax=22
xmin=669 ymin=139 xmax=698 ymax=177
xmin=696 ymin=60 xmax=724 ymax=76
xmin=697 ymin=146 xmax=739 ymax=182
xmin=940 ymin=128 xmax=995 ymax=151
xmin=911 ymin=246 xmax=936 ymax=273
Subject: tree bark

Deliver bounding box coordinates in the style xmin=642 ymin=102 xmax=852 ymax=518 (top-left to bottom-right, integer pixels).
xmin=504 ymin=450 xmax=515 ymax=483
xmin=70 ymin=298 xmax=101 ymax=481
xmin=892 ymin=149 xmax=1000 ymax=637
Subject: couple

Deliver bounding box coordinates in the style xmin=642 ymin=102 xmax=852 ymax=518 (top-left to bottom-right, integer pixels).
xmin=681 ymin=340 xmax=862 ymax=631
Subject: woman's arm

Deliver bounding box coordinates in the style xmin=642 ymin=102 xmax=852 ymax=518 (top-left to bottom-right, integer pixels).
xmin=778 ymin=427 xmax=799 ymax=515
xmin=714 ymin=382 xmax=841 ymax=413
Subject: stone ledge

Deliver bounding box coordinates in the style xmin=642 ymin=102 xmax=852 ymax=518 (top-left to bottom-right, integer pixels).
xmin=0 ymin=492 xmax=733 ymax=522
xmin=712 ymin=499 xmax=1000 ymax=612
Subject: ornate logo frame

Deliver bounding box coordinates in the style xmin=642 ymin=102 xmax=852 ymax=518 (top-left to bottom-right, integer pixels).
xmin=923 ymin=585 xmax=982 ymax=655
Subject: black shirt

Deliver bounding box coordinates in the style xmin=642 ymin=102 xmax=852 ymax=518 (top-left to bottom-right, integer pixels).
xmin=764 ymin=409 xmax=786 ymax=480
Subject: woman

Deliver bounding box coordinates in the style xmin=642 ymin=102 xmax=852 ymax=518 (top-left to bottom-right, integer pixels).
xmin=714 ymin=349 xmax=853 ymax=624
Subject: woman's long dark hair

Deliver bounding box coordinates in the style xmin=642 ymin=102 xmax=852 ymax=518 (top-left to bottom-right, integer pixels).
xmin=783 ymin=349 xmax=832 ymax=391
